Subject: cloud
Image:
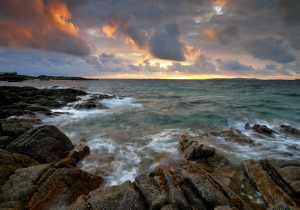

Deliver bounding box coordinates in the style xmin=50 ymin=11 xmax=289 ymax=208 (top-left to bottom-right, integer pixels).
xmin=143 ymin=59 xmax=150 ymax=65
xmin=265 ymin=63 xmax=278 ymax=70
xmin=278 ymin=0 xmax=300 ymax=26
xmin=90 ymin=55 xmax=103 ymax=68
xmin=149 ymin=23 xmax=186 ymax=61
xmin=100 ymin=53 xmax=115 ymax=59
xmin=216 ymin=59 xmax=255 ymax=71
xmin=43 ymin=0 xmax=89 ymax=9
xmin=203 ymin=25 xmax=238 ymax=44
xmin=0 ymin=0 xmax=91 ymax=56
xmin=102 ymin=9 xmax=148 ymax=50
xmin=242 ymin=36 xmax=296 ymax=63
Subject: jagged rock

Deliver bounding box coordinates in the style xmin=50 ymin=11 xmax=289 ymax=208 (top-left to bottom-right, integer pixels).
xmin=280 ymin=125 xmax=300 ymax=136
xmin=0 ymin=136 xmax=14 ymax=149
xmin=68 ymin=144 xmax=90 ymax=163
xmin=1 ymin=123 xmax=33 ymax=138
xmin=135 ymin=173 xmax=167 ymax=209
xmin=260 ymin=158 xmax=300 ymax=206
xmin=0 ymin=163 xmax=103 ymax=210
xmin=242 ymin=159 xmax=298 ymax=208
xmin=6 ymin=125 xmax=74 ymax=163
xmin=70 ymin=181 xmax=145 ymax=210
xmin=179 ymin=136 xmax=228 ymax=167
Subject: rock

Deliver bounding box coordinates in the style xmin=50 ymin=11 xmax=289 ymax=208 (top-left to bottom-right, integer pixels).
xmin=0 ymin=201 xmax=26 ymax=210
xmin=260 ymin=158 xmax=300 ymax=206
xmin=279 ymin=152 xmax=294 ymax=157
xmin=0 ymin=163 xmax=103 ymax=210
xmin=70 ymin=181 xmax=145 ymax=210
xmin=0 ymin=149 xmax=40 ymax=189
xmin=242 ymin=159 xmax=298 ymax=207
xmin=214 ymin=206 xmax=233 ymax=210
xmin=249 ymin=124 xmax=277 ymax=137
xmin=280 ymin=125 xmax=300 ymax=136
xmin=0 ymin=136 xmax=14 ymax=149
xmin=1 ymin=123 xmax=33 ymax=138
xmin=68 ymin=144 xmax=90 ymax=162
xmin=74 ymin=102 xmax=107 ymax=110
xmin=135 ymin=173 xmax=167 ymax=209
xmin=88 ymin=169 xmax=110 ymax=176
xmin=6 ymin=125 xmax=74 ymax=163
xmin=266 ymin=203 xmax=290 ymax=210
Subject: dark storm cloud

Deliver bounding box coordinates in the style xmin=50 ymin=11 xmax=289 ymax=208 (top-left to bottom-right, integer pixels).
xmin=43 ymin=0 xmax=89 ymax=9
xmin=103 ymin=9 xmax=148 ymax=49
xmin=242 ymin=37 xmax=296 ymax=63
xmin=100 ymin=53 xmax=115 ymax=59
xmin=216 ymin=59 xmax=255 ymax=71
xmin=278 ymin=0 xmax=300 ymax=26
xmin=0 ymin=0 xmax=91 ymax=56
xmin=265 ymin=63 xmax=278 ymax=70
xmin=149 ymin=23 xmax=186 ymax=61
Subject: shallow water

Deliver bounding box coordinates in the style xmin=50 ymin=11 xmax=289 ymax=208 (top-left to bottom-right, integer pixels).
xmin=1 ymin=79 xmax=300 ymax=188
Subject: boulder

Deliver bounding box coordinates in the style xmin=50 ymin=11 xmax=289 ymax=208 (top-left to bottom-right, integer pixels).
xmin=6 ymin=125 xmax=74 ymax=163
xmin=1 ymin=123 xmax=33 ymax=138
xmin=0 ymin=149 xmax=39 ymax=190
xmin=70 ymin=181 xmax=145 ymax=210
xmin=0 ymin=162 xmax=103 ymax=210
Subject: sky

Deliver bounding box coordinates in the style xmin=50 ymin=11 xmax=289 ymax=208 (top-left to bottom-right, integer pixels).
xmin=0 ymin=0 xmax=300 ymax=79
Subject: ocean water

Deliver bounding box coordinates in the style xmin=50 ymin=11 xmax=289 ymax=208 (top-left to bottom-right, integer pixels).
xmin=1 ymin=79 xmax=300 ymax=187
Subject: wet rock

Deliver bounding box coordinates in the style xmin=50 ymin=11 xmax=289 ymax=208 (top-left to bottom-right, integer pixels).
xmin=70 ymin=181 xmax=145 ymax=210
xmin=260 ymin=158 xmax=300 ymax=206
xmin=6 ymin=125 xmax=74 ymax=163
xmin=280 ymin=125 xmax=300 ymax=136
xmin=279 ymin=152 xmax=294 ymax=157
xmin=1 ymin=123 xmax=33 ymax=138
xmin=179 ymin=135 xmax=228 ymax=167
xmin=88 ymin=169 xmax=110 ymax=176
xmin=247 ymin=124 xmax=277 ymax=137
xmin=242 ymin=159 xmax=298 ymax=207
xmin=74 ymin=102 xmax=107 ymax=110
xmin=68 ymin=144 xmax=90 ymax=162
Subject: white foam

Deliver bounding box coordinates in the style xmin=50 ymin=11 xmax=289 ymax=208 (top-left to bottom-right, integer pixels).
xmin=100 ymin=97 xmax=143 ymax=109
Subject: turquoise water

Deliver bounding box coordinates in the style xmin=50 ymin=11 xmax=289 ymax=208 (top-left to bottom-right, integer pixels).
xmin=1 ymin=79 xmax=300 ymax=186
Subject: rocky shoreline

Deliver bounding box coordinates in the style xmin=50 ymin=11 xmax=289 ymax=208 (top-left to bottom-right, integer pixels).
xmin=0 ymin=86 xmax=300 ymax=210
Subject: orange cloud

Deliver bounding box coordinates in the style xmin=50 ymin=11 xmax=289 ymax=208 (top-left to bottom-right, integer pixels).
xmin=0 ymin=0 xmax=91 ymax=56
xmin=203 ymin=29 xmax=219 ymax=40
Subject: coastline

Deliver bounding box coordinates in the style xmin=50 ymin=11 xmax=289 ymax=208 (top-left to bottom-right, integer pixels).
xmin=0 ymin=85 xmax=300 ymax=210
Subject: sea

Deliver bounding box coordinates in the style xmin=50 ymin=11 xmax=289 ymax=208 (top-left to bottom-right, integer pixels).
xmin=1 ymin=79 xmax=300 ymax=189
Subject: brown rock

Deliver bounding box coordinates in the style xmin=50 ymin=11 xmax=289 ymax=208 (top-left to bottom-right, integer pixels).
xmin=242 ymin=159 xmax=297 ymax=207
xmin=68 ymin=144 xmax=90 ymax=162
